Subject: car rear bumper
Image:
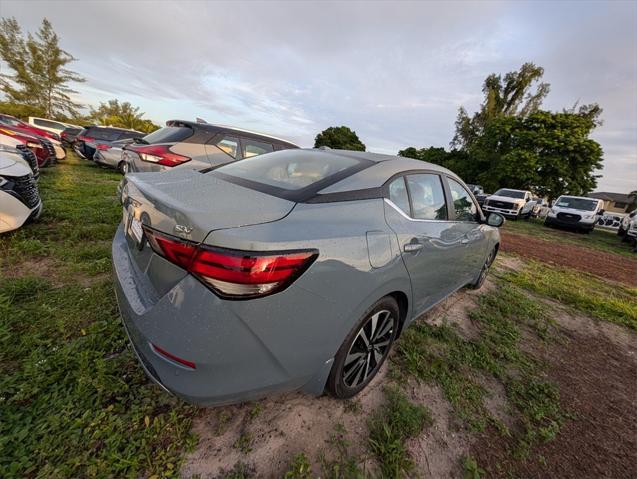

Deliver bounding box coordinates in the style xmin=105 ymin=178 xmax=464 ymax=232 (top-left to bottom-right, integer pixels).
xmin=545 ymin=216 xmax=595 ymax=230
xmin=111 ymin=225 xmax=325 ymax=405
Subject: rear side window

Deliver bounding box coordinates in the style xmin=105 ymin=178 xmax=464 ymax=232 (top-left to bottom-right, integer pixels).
xmin=34 ymin=119 xmax=63 ymax=129
xmin=214 ymin=150 xmax=360 ymax=191
xmin=87 ymin=127 xmax=121 ymax=141
xmin=406 ymin=174 xmax=448 ymax=220
xmin=215 ymin=136 xmax=239 ymax=158
xmin=242 ymin=139 xmax=273 ymax=158
xmin=142 ymin=126 xmax=193 ymax=144
xmin=117 ymin=130 xmax=142 ymax=140
xmin=388 ymin=177 xmax=410 ymax=215
xmin=447 ymin=178 xmax=477 ymax=221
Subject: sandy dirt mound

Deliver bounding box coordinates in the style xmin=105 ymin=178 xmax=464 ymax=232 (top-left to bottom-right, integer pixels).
xmin=500 ymin=231 xmax=637 ymax=286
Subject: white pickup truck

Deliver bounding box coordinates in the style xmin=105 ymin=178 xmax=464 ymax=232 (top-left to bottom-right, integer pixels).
xmin=482 ymin=188 xmax=535 ymax=219
xmin=544 ymin=195 xmax=605 ymax=233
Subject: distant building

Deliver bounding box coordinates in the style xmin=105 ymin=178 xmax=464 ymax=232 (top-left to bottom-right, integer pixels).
xmin=587 ymin=192 xmax=634 ymax=214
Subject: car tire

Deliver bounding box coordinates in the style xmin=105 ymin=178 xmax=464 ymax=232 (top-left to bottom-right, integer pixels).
xmin=327 ymin=296 xmax=399 ymax=399
xmin=469 ymin=246 xmax=496 ymax=290
xmin=118 ymin=161 xmax=128 ymax=175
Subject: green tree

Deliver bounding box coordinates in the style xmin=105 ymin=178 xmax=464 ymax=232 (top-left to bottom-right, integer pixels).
xmin=452 ymin=62 xmax=550 ymax=149
xmin=314 ymin=126 xmax=365 ymax=151
xmin=398 ymin=146 xmax=448 ymax=165
xmin=0 ymin=17 xmax=84 ymax=118
xmin=89 ymin=99 xmax=160 ymax=133
xmin=469 ymin=111 xmax=603 ymax=200
xmin=628 ymin=191 xmax=637 ymax=211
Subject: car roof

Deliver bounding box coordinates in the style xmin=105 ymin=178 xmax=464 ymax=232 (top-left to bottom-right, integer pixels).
xmin=317 ymin=149 xmax=457 ymax=193
xmin=84 ymin=125 xmax=142 ymax=134
xmin=166 ymin=120 xmax=299 ymax=147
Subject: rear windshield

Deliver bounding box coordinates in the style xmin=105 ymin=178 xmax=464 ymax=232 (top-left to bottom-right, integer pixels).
xmin=142 ymin=126 xmax=193 ymax=144
xmin=117 ymin=130 xmax=143 ymax=140
xmin=211 ymin=150 xmax=372 ymax=201
xmin=494 ymin=189 xmax=526 ymax=199
xmin=555 ymin=197 xmax=598 ymax=211
xmin=86 ymin=127 xmax=122 ymax=141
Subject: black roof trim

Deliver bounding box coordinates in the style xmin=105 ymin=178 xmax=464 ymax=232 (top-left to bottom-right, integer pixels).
xmin=304 ymin=187 xmax=383 ymax=203
xmin=165 ymin=120 xmax=298 ymax=147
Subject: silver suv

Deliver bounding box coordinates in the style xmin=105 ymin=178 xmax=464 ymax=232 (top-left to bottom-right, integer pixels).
xmin=123 ymin=121 xmax=299 ymax=173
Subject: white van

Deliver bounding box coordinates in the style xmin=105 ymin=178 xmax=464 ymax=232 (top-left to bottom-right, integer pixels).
xmin=544 ymin=195 xmax=604 ymax=233
xmin=28 ymin=117 xmax=81 ymax=136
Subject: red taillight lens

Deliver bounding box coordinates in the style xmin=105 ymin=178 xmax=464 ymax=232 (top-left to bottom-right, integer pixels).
xmin=135 ymin=144 xmax=191 ymax=167
xmin=95 ymin=144 xmax=111 ymax=150
xmin=77 ymin=135 xmax=94 ymax=142
xmin=143 ymin=226 xmax=317 ymax=299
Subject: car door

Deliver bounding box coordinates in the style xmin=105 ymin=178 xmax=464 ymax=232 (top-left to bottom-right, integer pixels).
xmin=383 ymin=172 xmax=471 ymax=317
xmin=445 ymin=176 xmax=489 ymax=282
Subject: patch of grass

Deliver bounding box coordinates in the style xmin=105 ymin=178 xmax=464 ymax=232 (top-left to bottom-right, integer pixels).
xmin=234 ymin=432 xmax=253 ymax=454
xmin=503 ymin=260 xmax=637 ymax=330
xmin=368 ymin=386 xmax=432 ymax=478
xmin=395 ymin=282 xmax=566 ymax=460
xmin=343 ymin=398 xmax=362 ymax=415
xmin=248 ymin=402 xmax=263 ymax=420
xmin=284 ymin=453 xmax=313 ymax=479
xmin=0 ymin=154 xmax=197 ymax=478
xmin=504 ymin=217 xmax=634 ymax=257
xmin=462 ymin=456 xmax=485 ymax=478
xmin=320 ymin=423 xmax=366 ymax=479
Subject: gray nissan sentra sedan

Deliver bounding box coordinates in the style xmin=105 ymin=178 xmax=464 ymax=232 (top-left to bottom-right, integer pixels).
xmin=113 ymin=149 xmax=504 ymax=405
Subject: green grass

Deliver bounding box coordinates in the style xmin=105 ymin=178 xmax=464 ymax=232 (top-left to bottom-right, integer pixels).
xmin=503 ymin=217 xmax=634 ymax=257
xmin=395 ymin=282 xmax=566 ymax=463
xmin=0 ymin=154 xmax=197 ymax=478
xmin=368 ymin=386 xmax=432 ymax=478
xmin=502 ymin=260 xmax=637 ymax=330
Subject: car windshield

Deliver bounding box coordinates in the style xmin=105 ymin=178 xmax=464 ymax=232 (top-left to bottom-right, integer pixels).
xmin=555 ymin=197 xmax=598 ymax=211
xmin=213 ymin=150 xmax=361 ymax=191
xmin=494 ymin=189 xmax=525 ymax=199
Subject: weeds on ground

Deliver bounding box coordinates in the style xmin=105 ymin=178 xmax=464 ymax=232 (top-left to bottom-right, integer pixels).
xmin=368 ymin=386 xmax=432 ymax=478
xmin=320 ymin=423 xmax=367 ymax=479
xmin=502 ymin=260 xmax=637 ymax=330
xmin=218 ymin=461 xmax=254 ymax=479
xmin=395 ymin=282 xmax=566 ymax=460
xmin=284 ymin=453 xmax=313 ymax=479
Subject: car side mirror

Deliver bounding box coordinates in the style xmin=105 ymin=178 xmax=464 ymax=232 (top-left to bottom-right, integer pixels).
xmin=486 ymin=212 xmax=505 ymax=228
xmin=597 ymin=209 xmax=605 ymax=215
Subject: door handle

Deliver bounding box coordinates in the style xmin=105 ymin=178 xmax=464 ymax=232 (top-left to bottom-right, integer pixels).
xmin=403 ymin=242 xmax=423 ymax=253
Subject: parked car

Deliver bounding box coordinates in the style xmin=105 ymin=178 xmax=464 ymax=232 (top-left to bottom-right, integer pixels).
xmin=482 ymin=188 xmax=535 ymax=219
xmin=74 ymin=126 xmax=144 ymax=160
xmin=544 ymin=195 xmax=604 ymax=233
xmin=466 ymin=184 xmax=484 ymax=195
xmin=60 ymin=126 xmax=82 ymax=147
xmin=624 ymin=215 xmax=637 ymax=252
xmin=28 ymin=117 xmax=81 ymax=136
xmin=93 ymin=138 xmax=135 ymax=174
xmin=0 ymin=133 xmax=40 ymax=180
xmin=0 ymin=149 xmax=42 ymax=233
xmin=618 ymin=210 xmax=636 ymax=239
xmin=531 ymin=198 xmax=549 ymax=218
xmin=0 ymin=113 xmax=66 ymax=160
xmin=113 ymin=149 xmax=504 ymax=405
xmin=123 ymin=121 xmax=299 ymax=173
xmin=0 ymin=126 xmax=56 ymax=168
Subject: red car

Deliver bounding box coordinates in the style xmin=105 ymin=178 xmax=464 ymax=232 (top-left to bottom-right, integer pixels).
xmin=0 ymin=126 xmax=56 ymax=168
xmin=0 ymin=114 xmax=60 ymax=142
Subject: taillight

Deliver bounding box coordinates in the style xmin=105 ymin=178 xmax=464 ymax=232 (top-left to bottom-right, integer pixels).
xmin=134 ymin=145 xmax=190 ymax=167
xmin=95 ymin=144 xmax=111 ymax=150
xmin=77 ymin=135 xmax=94 ymax=142
xmin=143 ymin=226 xmax=317 ymax=299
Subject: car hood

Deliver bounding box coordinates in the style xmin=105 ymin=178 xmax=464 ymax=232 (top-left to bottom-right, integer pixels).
xmin=123 ymin=168 xmax=296 ymax=243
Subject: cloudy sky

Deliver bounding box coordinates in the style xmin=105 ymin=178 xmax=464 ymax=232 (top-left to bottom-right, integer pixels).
xmin=2 ymin=0 xmax=636 ymax=192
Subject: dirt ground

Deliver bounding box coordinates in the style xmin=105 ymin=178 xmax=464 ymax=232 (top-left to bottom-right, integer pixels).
xmin=500 ymin=231 xmax=637 ymax=286
xmin=472 ymin=305 xmax=637 ymax=478
xmin=181 ymin=253 xmax=637 ymax=479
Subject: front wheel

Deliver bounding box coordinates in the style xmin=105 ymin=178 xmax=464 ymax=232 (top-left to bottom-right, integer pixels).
xmin=327 ymin=297 xmax=399 ymax=399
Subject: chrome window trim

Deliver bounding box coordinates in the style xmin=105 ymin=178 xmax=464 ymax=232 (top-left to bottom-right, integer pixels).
xmin=384 ymin=198 xmax=474 ymax=224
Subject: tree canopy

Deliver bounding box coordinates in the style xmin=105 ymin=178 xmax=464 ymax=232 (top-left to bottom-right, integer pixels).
xmin=0 ymin=17 xmax=84 ymax=118
xmin=89 ymin=99 xmax=160 ymax=133
xmin=399 ymin=63 xmax=604 ymax=200
xmin=314 ymin=126 xmax=365 ymax=151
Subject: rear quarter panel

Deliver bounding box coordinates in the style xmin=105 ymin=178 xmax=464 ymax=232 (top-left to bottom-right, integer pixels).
xmin=203 ymin=198 xmax=411 ymax=380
